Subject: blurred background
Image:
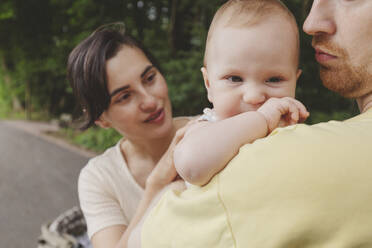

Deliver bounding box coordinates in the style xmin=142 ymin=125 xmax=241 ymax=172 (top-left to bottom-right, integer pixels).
xmin=0 ymin=1 xmax=361 ymax=247
xmin=0 ymin=0 xmax=358 ymax=152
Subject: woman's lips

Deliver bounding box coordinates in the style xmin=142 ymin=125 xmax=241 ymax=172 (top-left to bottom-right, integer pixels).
xmin=315 ymin=49 xmax=337 ymax=63
xmin=144 ymin=109 xmax=165 ymax=124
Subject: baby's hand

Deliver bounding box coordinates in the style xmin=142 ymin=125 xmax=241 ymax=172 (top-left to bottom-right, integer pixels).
xmin=257 ymin=97 xmax=309 ymax=133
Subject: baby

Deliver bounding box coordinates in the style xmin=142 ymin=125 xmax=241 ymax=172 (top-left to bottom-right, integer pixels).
xmin=174 ymin=0 xmax=309 ymax=186
xmin=127 ymin=1 xmax=310 ymax=246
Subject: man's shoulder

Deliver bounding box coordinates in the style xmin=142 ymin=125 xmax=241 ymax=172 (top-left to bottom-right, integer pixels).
xmin=237 ymin=114 xmax=372 ymax=160
xmin=270 ymin=114 xmax=372 ymax=142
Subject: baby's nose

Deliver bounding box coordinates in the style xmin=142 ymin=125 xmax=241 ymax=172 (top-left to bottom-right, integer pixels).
xmin=242 ymin=88 xmax=266 ymax=106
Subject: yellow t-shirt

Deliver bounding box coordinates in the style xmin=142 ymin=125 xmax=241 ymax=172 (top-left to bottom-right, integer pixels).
xmin=142 ymin=109 xmax=372 ymax=248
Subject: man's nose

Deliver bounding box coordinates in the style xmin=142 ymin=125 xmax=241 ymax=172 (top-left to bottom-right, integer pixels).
xmin=242 ymin=86 xmax=266 ymax=106
xmin=303 ymin=0 xmax=336 ymax=36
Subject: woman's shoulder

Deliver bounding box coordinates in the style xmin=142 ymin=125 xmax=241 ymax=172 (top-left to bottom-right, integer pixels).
xmin=80 ymin=139 xmax=124 ymax=179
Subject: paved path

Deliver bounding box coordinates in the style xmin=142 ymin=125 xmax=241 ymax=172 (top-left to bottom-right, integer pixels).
xmin=0 ymin=120 xmax=95 ymax=248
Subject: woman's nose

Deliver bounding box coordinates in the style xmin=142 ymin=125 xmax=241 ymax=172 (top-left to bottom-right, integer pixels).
xmin=303 ymin=0 xmax=336 ymax=36
xmin=139 ymin=92 xmax=157 ymax=112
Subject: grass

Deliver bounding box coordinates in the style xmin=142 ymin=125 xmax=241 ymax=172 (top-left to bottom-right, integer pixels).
xmin=55 ymin=127 xmax=122 ymax=153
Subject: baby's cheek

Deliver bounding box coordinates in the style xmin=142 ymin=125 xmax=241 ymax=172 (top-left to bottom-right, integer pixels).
xmin=216 ymin=104 xmax=242 ymax=120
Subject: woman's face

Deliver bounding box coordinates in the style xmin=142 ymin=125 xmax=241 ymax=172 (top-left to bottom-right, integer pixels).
xmin=96 ymin=45 xmax=173 ymax=141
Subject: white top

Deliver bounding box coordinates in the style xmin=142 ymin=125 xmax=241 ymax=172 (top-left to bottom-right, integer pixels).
xmin=198 ymin=108 xmax=218 ymax=122
xmin=78 ymin=139 xmax=144 ymax=238
xmin=78 ymin=117 xmax=192 ymax=239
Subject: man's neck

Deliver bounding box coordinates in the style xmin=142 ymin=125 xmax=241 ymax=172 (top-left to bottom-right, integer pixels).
xmin=357 ymin=92 xmax=372 ymax=113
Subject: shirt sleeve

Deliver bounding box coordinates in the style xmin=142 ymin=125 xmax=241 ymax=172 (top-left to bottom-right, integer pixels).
xmin=78 ymin=164 xmax=127 ymax=239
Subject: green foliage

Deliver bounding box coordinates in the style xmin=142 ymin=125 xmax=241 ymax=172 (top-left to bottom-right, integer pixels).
xmin=61 ymin=127 xmax=122 ymax=153
xmin=0 ymin=0 xmax=360 ymax=150
xmin=164 ymin=51 xmax=209 ymax=116
xmin=0 ymin=1 xmax=14 ymax=20
xmin=0 ymin=56 xmax=13 ymax=117
xmin=308 ymin=110 xmax=356 ymax=125
xmin=0 ymin=75 xmax=12 ymax=117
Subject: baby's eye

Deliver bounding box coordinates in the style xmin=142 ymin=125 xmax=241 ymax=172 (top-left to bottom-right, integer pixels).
xmin=227 ymin=75 xmax=243 ymax=83
xmin=265 ymin=76 xmax=283 ymax=83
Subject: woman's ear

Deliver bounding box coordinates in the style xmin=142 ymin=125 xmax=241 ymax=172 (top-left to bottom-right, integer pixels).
xmin=201 ymin=67 xmax=213 ymax=103
xmin=95 ymin=113 xmax=111 ymax=129
xmin=296 ymin=69 xmax=302 ymax=80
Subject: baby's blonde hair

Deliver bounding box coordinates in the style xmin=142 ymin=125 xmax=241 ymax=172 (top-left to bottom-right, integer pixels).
xmin=204 ymin=0 xmax=299 ymax=67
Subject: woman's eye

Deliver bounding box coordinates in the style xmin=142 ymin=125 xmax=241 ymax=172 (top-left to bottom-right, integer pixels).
xmin=227 ymin=76 xmax=243 ymax=83
xmin=342 ymin=0 xmax=356 ymax=3
xmin=145 ymin=72 xmax=156 ymax=84
xmin=116 ymin=93 xmax=131 ymax=103
xmin=266 ymin=76 xmax=283 ymax=83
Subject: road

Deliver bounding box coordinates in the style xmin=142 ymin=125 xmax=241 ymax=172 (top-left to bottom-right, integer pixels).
xmin=0 ymin=121 xmax=93 ymax=248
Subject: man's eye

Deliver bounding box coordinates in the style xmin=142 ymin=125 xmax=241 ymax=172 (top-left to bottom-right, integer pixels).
xmin=227 ymin=76 xmax=243 ymax=83
xmin=265 ymin=77 xmax=283 ymax=83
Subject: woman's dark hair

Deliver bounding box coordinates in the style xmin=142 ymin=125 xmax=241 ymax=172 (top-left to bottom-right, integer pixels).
xmin=67 ymin=23 xmax=159 ymax=130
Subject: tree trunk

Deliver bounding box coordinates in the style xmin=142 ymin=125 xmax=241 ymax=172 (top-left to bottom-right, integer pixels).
xmin=168 ymin=0 xmax=178 ymax=56
xmin=132 ymin=0 xmax=145 ymax=41
xmin=25 ymin=80 xmax=31 ymax=120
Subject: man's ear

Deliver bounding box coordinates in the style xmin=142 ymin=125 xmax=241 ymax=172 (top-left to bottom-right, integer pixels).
xmin=296 ymin=69 xmax=302 ymax=80
xmin=95 ymin=113 xmax=111 ymax=129
xmin=201 ymin=67 xmax=213 ymax=103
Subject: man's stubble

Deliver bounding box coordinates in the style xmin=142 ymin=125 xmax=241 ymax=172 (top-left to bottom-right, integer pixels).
xmin=314 ymin=36 xmax=372 ymax=98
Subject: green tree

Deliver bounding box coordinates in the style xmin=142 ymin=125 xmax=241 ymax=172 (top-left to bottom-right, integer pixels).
xmin=0 ymin=0 xmax=357 ymax=123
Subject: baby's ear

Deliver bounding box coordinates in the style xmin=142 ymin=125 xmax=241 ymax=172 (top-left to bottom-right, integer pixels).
xmin=201 ymin=67 xmax=213 ymax=103
xmin=95 ymin=113 xmax=111 ymax=129
xmin=296 ymin=69 xmax=302 ymax=80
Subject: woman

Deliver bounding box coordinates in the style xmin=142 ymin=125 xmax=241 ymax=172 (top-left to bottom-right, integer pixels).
xmin=67 ymin=24 xmax=190 ymax=248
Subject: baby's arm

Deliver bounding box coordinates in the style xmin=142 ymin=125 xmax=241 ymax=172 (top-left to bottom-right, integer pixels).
xmin=174 ymin=111 xmax=268 ymax=186
xmin=174 ymin=97 xmax=308 ymax=186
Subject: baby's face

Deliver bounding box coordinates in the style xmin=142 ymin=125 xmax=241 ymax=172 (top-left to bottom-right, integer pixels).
xmin=203 ymin=16 xmax=300 ymax=120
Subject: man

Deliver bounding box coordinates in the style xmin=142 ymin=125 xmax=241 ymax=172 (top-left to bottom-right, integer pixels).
xmin=304 ymin=0 xmax=372 ymax=112
xmin=132 ymin=0 xmax=372 ymax=247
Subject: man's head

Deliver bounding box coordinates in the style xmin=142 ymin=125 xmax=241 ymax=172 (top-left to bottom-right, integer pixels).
xmin=303 ymin=0 xmax=372 ymax=98
xmin=202 ymin=0 xmax=301 ymax=120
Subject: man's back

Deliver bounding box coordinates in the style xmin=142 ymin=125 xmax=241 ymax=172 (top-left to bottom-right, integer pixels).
xmin=142 ymin=109 xmax=372 ymax=247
